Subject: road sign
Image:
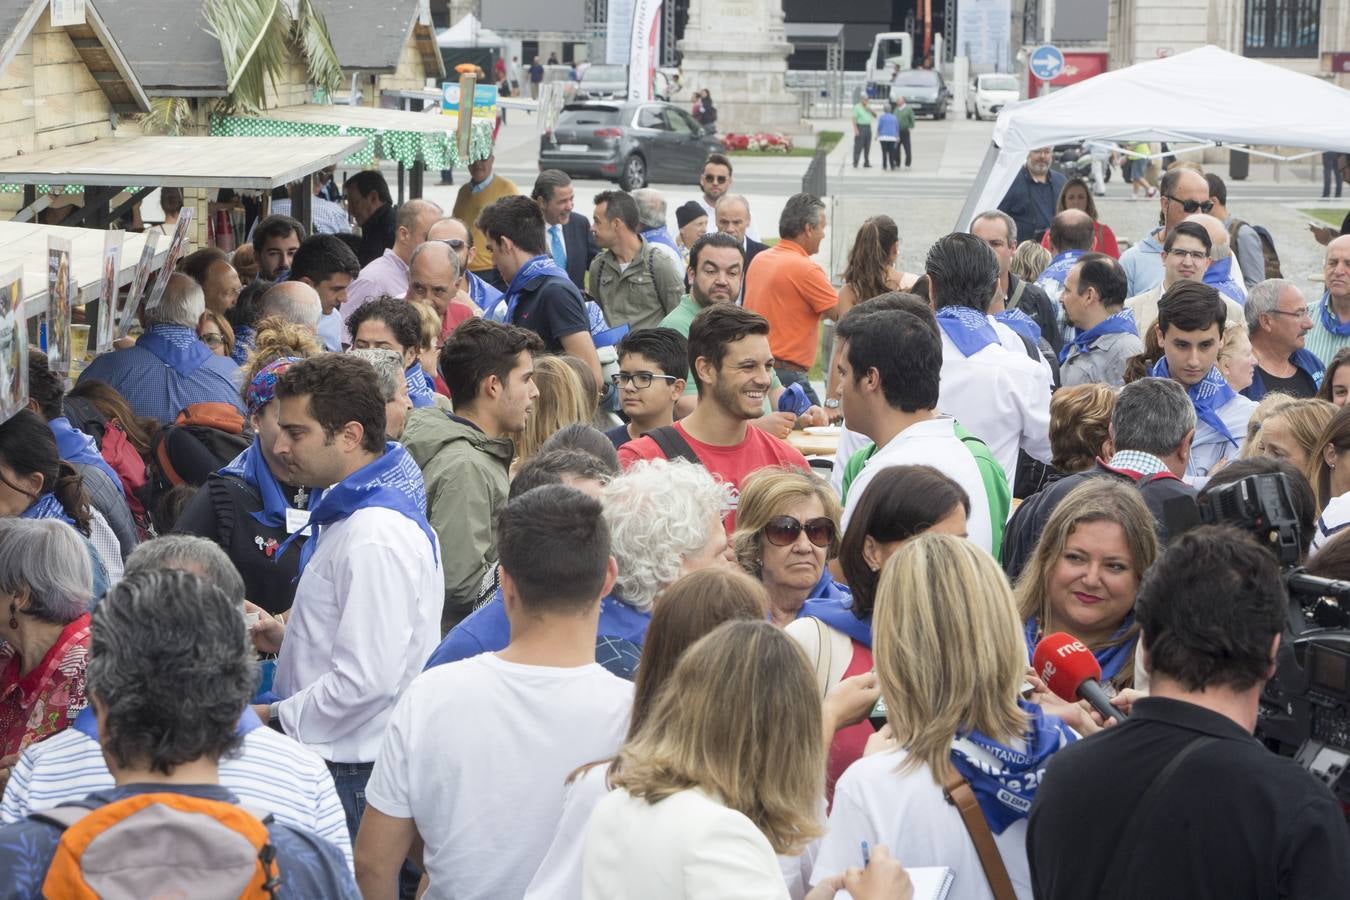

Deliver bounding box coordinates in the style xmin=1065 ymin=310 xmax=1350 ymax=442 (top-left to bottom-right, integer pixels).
xmin=1029 ymin=44 xmax=1065 ymax=81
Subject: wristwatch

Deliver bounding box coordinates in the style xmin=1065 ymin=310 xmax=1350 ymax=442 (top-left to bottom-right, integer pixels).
xmin=823 ymin=398 xmax=841 ymax=409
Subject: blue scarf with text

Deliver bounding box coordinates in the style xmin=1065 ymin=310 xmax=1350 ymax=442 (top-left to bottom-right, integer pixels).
xmin=949 ymin=699 xmax=1076 ymax=834
xmin=138 ymin=324 xmax=214 ymax=374
xmin=995 ymin=308 xmax=1042 ymax=345
xmin=1202 ymin=256 xmax=1245 ymax=304
xmin=21 ymin=492 xmax=73 ymax=525
xmin=220 ymin=440 xmax=298 ymax=530
xmin=936 ymin=306 xmax=1000 ymax=358
xmin=276 ymin=442 xmax=435 ymax=575
xmin=406 ymin=362 xmax=436 ymax=409
xmin=1057 ymin=309 xmax=1137 ymax=364
xmin=1151 ymin=357 xmax=1239 ymax=446
xmin=1038 ymin=249 xmax=1087 ymax=289
xmin=504 ymin=255 xmax=573 ymax=323
xmin=50 ymin=417 xmax=123 ymax=496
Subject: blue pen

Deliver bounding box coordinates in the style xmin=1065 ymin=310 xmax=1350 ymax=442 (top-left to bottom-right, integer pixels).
xmin=861 ymin=840 xmax=871 ymax=867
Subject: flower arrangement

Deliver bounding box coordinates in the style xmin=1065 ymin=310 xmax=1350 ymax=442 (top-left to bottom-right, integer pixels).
xmin=721 ymin=132 xmax=793 ymax=153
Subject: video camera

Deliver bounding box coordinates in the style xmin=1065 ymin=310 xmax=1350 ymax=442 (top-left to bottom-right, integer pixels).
xmin=1166 ymin=473 xmax=1350 ymax=804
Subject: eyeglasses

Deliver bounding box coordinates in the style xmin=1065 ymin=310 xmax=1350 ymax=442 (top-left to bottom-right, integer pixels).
xmin=440 ymin=239 xmax=468 ymax=250
xmin=611 ymin=371 xmax=677 ymax=389
xmin=1269 ymin=306 xmax=1314 ymax=320
xmin=763 ymin=515 xmax=835 ymax=548
xmin=701 ymin=173 xmax=729 ymax=184
xmin=1165 ymin=194 xmax=1215 ymax=215
xmin=199 ymin=333 xmax=225 ymax=347
xmin=1166 ymin=248 xmax=1209 ymax=262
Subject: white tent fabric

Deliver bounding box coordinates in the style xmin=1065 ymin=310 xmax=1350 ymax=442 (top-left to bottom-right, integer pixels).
xmin=958 ymin=46 xmax=1350 ymax=228
xmin=437 ymin=14 xmax=506 ymax=48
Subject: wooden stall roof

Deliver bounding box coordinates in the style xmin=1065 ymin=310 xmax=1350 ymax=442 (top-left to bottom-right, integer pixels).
xmin=92 ymin=0 xmax=228 ymax=96
xmin=0 ymin=134 xmax=369 ymax=189
xmin=313 ymin=0 xmax=444 ymax=79
xmin=0 ymin=220 xmax=167 ymax=316
xmin=261 ymin=102 xmax=463 ymax=136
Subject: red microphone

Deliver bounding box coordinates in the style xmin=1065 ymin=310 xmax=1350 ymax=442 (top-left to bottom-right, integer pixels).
xmin=1032 ymin=632 xmax=1127 ymax=725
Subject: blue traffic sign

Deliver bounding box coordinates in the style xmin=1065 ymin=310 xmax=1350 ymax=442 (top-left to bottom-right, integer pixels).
xmin=1029 ymin=44 xmax=1065 ymax=81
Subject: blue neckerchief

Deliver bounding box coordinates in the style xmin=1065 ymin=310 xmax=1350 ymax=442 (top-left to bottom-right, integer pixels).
xmin=276 ymin=442 xmax=436 ymax=575
xmin=995 ymin=308 xmax=1042 ymax=345
xmin=504 ymin=255 xmax=572 ymax=323
xmin=798 ymin=590 xmax=873 ymax=647
xmin=21 ymin=492 xmax=73 ymax=525
xmin=1150 ymin=357 xmax=1239 ymax=446
xmin=138 ymin=324 xmax=214 ymax=375
xmin=777 ymin=382 xmax=812 ymax=416
xmin=936 ymin=306 xmax=1000 ymax=358
xmin=406 ymin=362 xmax=436 ymax=409
xmin=1320 ymin=291 xmax=1350 ymax=337
xmin=950 ymin=699 xmax=1075 ymax=834
xmin=1022 ymin=617 xmax=1136 ymax=684
xmin=74 ymin=704 xmax=261 ymax=741
xmin=220 ymin=440 xmax=299 ymax=529
xmin=1038 ymin=249 xmax=1087 ymax=288
xmin=640 ymin=226 xmax=680 ymax=257
xmin=1202 ymin=257 xmax=1244 ymax=303
xmin=231 ymin=324 xmax=256 ymax=365
xmin=50 ymin=417 xmax=123 ymax=497
xmin=1057 ymin=309 xmax=1137 ymax=364
xmin=469 ymin=272 xmax=505 ymax=321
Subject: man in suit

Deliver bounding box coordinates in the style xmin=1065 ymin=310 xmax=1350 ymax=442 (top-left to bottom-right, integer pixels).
xmin=716 ymin=194 xmax=767 ymax=296
xmin=532 ymin=169 xmax=596 ymax=291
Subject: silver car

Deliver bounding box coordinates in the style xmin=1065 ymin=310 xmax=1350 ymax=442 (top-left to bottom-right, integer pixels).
xmin=539 ymin=101 xmax=723 ymax=191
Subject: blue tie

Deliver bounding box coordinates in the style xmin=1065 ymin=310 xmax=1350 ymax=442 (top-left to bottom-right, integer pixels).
xmin=549 ymin=225 xmax=567 ymax=270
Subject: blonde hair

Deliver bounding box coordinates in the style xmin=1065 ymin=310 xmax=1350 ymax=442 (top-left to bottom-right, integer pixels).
xmin=1048 ymin=383 xmax=1115 ymax=473
xmin=197 ymin=310 xmax=235 ymax=359
xmin=1014 ymin=479 xmax=1158 ymax=688
xmin=1239 ymin=392 xmax=1296 ymax=459
xmin=609 ymin=620 xmax=825 ymax=855
xmin=873 ymin=533 xmax=1026 ymax=783
xmin=514 ymin=355 xmax=592 ymax=464
xmin=409 ymin=300 xmax=441 ymax=353
xmin=239 ymin=315 xmax=322 ymax=386
xmin=1217 ymin=321 xmax=1249 ymax=369
xmin=1009 ymin=240 xmax=1052 ymax=283
xmin=1261 ymin=398 xmax=1337 ymax=466
xmin=731 ymin=466 xmax=842 ymax=576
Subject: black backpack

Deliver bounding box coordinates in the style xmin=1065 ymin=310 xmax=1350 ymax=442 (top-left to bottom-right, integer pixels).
xmin=145 ymin=402 xmax=252 ymax=530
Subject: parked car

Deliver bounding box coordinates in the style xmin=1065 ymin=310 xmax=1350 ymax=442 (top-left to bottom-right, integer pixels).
xmin=888 ymin=68 xmax=950 ymax=119
xmin=575 ymin=64 xmax=627 ymax=99
xmin=539 ymin=101 xmax=723 ymax=191
xmin=966 ymin=73 xmax=1020 ymax=120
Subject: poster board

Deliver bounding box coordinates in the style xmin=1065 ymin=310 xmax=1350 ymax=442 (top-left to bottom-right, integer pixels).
xmin=49 ymin=0 xmax=86 ymax=27
xmin=95 ymin=229 xmax=123 ymax=353
xmin=44 ymin=236 xmax=73 ymax=376
xmin=0 ymin=267 xmax=26 ymax=422
xmin=118 ymin=232 xmax=159 ymax=338
xmin=144 ymin=208 xmax=193 ymax=312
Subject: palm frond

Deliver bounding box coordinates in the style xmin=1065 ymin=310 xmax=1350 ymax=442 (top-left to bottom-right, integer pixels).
xmin=294 ymin=0 xmax=343 ymax=96
xmin=203 ymin=0 xmax=290 ymax=112
xmin=140 ymin=98 xmax=195 ymax=135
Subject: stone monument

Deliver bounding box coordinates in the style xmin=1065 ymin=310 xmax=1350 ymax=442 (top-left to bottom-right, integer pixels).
xmin=677 ymin=0 xmax=801 ymax=134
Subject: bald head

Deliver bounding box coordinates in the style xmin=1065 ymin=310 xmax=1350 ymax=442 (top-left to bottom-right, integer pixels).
xmin=259 ymin=281 xmax=321 ymax=331
xmin=715 ymin=193 xmax=752 ymax=244
xmin=426 ymin=216 xmax=472 ymax=280
xmin=408 ymin=241 xmax=461 ymax=315
xmin=1162 ymin=168 xmax=1211 ymax=233
xmin=1048 ymin=208 xmax=1094 ymax=254
xmin=1185 ymin=213 xmax=1230 ymax=259
xmin=1325 ymin=234 xmax=1350 ymax=302
xmin=394 ymin=199 xmax=444 ymax=260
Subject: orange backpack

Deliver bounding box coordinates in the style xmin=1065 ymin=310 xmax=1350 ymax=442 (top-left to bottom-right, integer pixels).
xmin=35 ymin=791 xmax=281 ymax=899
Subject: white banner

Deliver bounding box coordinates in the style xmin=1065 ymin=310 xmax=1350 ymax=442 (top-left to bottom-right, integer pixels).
xmin=956 ymin=0 xmax=1012 ymax=70
xmin=606 ymin=0 xmax=634 ymax=66
xmin=626 ymin=0 xmax=661 ymax=101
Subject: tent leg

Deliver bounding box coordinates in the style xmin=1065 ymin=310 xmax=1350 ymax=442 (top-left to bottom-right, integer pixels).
xmin=294 ymin=174 xmax=314 ymax=235
xmin=397 ymin=162 xmax=406 ymax=205
xmin=954 ymin=142 xmax=1002 ymax=232
xmin=411 ymin=161 xmax=425 ymax=200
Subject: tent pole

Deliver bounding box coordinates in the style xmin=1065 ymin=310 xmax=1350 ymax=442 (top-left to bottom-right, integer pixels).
xmin=955 ymin=142 xmax=1002 ymax=232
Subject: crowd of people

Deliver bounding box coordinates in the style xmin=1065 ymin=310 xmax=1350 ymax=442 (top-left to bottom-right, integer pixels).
xmin=0 ymin=138 xmax=1347 ymax=900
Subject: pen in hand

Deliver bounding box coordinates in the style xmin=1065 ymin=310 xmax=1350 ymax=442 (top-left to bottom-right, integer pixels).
xmin=861 ymin=840 xmax=871 ymax=867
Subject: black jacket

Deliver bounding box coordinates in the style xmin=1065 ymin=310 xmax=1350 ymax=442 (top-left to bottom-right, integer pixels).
xmin=560 ymin=213 xmax=598 ymax=291
xmin=1007 ymin=273 xmax=1063 ymax=353
xmin=357 ymin=203 xmax=397 ymax=268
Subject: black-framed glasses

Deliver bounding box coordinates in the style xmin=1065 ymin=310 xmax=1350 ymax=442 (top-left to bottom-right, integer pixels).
xmin=1166 ymin=248 xmax=1208 ymax=261
xmin=763 ymin=515 xmax=835 ymax=548
xmin=702 ymin=173 xmax=729 ymax=184
xmin=440 ymin=239 xmax=467 ymax=250
xmin=199 ymin=333 xmax=225 ymax=347
xmin=611 ymin=371 xmax=677 ymax=389
xmin=1165 ymin=194 xmax=1215 ymax=214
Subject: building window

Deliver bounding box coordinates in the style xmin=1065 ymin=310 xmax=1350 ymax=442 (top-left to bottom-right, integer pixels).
xmin=1244 ymin=0 xmax=1320 ymax=58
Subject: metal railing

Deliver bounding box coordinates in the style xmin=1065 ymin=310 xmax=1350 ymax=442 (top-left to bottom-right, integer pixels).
xmin=785 ymin=70 xmax=869 ymax=118
xmin=802 ymin=145 xmax=828 ymax=197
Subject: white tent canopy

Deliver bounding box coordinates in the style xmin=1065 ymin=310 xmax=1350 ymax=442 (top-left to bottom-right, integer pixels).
xmin=958 ymin=46 xmax=1350 ymax=228
xmin=437 ymin=14 xmax=506 ymax=48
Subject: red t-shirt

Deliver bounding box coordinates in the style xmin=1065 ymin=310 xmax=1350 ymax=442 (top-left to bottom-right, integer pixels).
xmin=826 ymin=640 xmax=874 ymax=806
xmin=618 ymin=421 xmax=809 ymax=528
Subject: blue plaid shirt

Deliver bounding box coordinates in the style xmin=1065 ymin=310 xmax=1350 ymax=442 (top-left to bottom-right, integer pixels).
xmin=248 ymin=197 xmax=351 ymax=236
xmin=77 ymin=324 xmax=245 ymax=424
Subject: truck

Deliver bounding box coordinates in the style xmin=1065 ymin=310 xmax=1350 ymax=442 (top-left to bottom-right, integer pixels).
xmin=864 ymin=32 xmax=914 ymax=103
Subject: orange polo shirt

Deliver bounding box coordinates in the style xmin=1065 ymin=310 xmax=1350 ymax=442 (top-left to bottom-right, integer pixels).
xmin=743 ymin=238 xmax=837 ymax=369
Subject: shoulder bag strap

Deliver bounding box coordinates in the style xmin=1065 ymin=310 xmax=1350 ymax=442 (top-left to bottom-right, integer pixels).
xmin=647 ymin=425 xmax=702 ymax=466
xmin=1008 ymin=277 xmax=1027 ymax=311
xmin=1098 ymin=735 xmax=1218 ymax=900
xmin=941 ymin=767 xmax=1017 ymax=900
xmin=811 ymin=616 xmax=833 ymax=700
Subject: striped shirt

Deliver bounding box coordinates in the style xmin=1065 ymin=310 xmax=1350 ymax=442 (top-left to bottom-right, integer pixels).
xmin=1304 ymin=297 xmax=1350 ymax=367
xmin=0 ymin=722 xmax=353 ymax=870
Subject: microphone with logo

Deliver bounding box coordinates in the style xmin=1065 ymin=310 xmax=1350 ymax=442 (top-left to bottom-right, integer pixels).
xmin=1032 ymin=632 xmax=1127 ymax=725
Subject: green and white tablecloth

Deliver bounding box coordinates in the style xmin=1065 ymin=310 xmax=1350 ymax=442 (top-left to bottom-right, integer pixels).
xmin=210 ymin=112 xmax=494 ymax=169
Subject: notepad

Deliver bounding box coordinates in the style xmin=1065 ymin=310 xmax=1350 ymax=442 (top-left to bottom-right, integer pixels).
xmin=907 ymin=866 xmax=955 ymax=900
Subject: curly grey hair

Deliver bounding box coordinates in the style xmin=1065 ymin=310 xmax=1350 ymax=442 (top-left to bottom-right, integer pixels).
xmin=601 ymin=459 xmax=733 ymax=612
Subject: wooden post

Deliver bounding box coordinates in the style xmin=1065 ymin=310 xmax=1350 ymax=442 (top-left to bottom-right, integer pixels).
xmin=294 ymin=174 xmax=314 ymax=235
xmin=410 ymin=160 xmax=425 ymax=199
xmin=397 ymin=161 xmax=406 ymax=205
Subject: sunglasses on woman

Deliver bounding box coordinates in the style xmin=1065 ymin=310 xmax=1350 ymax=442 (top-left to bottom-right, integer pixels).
xmin=763 ymin=515 xmax=835 ymax=548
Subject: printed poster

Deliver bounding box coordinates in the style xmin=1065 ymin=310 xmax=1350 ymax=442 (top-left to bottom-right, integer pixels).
xmin=144 ymin=205 xmax=193 ymax=312
xmin=44 ymin=236 xmax=73 ymax=377
xmin=0 ymin=267 xmax=26 ymax=422
xmin=95 ymin=229 xmax=123 ymax=352
xmin=441 ymin=82 xmax=499 ymax=120
xmin=118 ymin=232 xmax=159 ymax=338
xmin=49 ymin=0 xmax=85 ymax=26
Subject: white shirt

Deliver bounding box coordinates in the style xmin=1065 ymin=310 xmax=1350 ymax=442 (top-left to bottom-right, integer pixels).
xmin=274 ymin=506 xmax=443 ymax=763
xmin=842 ymin=416 xmax=996 ymax=555
xmin=829 ymin=426 xmax=872 ymax=497
xmin=365 ymin=653 xmax=632 ymax=900
xmin=1185 ymin=392 xmax=1256 ymax=486
xmin=0 ymin=722 xmax=353 ymax=870
xmin=938 ymin=330 xmax=1053 ymax=484
xmin=583 ymin=787 xmax=788 ymax=900
xmin=1313 ymin=493 xmax=1350 ymax=554
xmin=814 ymin=748 xmax=1033 ymax=900
xmin=317 ymin=308 xmax=344 ymax=351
